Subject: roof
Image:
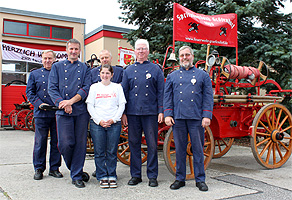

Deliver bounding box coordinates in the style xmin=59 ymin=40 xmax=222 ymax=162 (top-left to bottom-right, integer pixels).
xmin=0 ymin=7 xmax=86 ymax=24
xmin=85 ymin=24 xmax=132 ymax=39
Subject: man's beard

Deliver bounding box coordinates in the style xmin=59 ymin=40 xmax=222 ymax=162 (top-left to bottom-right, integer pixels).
xmin=181 ymin=61 xmax=192 ymax=69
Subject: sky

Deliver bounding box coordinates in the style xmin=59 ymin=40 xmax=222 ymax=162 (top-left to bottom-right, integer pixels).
xmin=1 ymin=0 xmax=291 ymax=34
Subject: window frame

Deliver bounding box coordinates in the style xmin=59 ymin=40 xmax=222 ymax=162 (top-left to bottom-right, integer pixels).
xmin=3 ymin=19 xmax=73 ymax=41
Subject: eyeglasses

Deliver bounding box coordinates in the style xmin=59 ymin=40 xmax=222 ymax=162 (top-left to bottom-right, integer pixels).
xmin=136 ymin=47 xmax=148 ymax=51
xmin=179 ymin=53 xmax=191 ymax=58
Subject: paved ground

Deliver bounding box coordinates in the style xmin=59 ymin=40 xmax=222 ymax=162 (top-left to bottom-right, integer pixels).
xmin=0 ymin=129 xmax=291 ymax=200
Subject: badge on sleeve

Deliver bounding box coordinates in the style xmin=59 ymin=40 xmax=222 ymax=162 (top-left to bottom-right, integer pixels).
xmin=146 ymin=73 xmax=151 ymax=79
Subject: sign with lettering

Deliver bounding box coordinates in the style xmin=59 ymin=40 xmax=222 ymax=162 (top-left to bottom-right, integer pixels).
xmin=1 ymin=42 xmax=68 ymax=64
xmin=119 ymin=47 xmax=136 ymax=67
xmin=173 ymin=3 xmax=238 ymax=47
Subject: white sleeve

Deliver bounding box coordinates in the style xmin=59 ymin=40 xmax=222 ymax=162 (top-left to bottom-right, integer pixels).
xmin=86 ymin=84 xmax=102 ymax=125
xmin=112 ymin=85 xmax=127 ymax=123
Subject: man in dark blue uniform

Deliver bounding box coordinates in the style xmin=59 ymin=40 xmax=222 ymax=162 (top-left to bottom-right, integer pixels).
xmin=121 ymin=39 xmax=164 ymax=187
xmin=48 ymin=39 xmax=91 ymax=188
xmin=91 ymin=49 xmax=123 ymax=84
xmin=164 ymin=46 xmax=213 ymax=191
xmin=26 ymin=50 xmax=62 ymax=180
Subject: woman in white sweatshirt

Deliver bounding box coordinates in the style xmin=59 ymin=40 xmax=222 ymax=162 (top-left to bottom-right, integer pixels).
xmin=86 ymin=64 xmax=126 ymax=188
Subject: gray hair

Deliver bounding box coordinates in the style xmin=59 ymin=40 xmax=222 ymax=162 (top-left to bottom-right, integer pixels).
xmin=42 ymin=50 xmax=56 ymax=58
xmin=66 ymin=38 xmax=81 ymax=49
xmin=178 ymin=46 xmax=194 ymax=55
xmin=99 ymin=49 xmax=112 ymax=57
xmin=135 ymin=39 xmax=149 ymax=50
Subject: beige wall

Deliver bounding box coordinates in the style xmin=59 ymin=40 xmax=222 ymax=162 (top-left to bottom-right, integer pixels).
xmin=85 ymin=37 xmax=133 ymax=66
xmin=0 ymin=12 xmax=85 ymax=56
xmin=0 ymin=10 xmax=85 ymax=116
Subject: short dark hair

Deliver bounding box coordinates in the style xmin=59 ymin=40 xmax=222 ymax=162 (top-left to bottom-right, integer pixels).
xmin=100 ymin=64 xmax=113 ymax=74
xmin=66 ymin=38 xmax=81 ymax=49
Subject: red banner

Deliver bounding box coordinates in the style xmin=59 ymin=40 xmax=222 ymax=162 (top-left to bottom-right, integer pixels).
xmin=173 ymin=3 xmax=237 ymax=47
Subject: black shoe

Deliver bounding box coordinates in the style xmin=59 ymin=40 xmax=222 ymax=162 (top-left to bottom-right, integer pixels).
xmin=149 ymin=178 xmax=158 ymax=187
xmin=34 ymin=169 xmax=43 ymax=180
xmin=128 ymin=177 xmax=142 ymax=185
xmin=72 ymin=180 xmax=85 ymax=188
xmin=49 ymin=170 xmax=63 ymax=178
xmin=196 ymin=182 xmax=208 ymax=191
xmin=170 ymin=180 xmax=185 ymax=190
xmin=82 ymin=172 xmax=90 ymax=182
xmin=92 ymin=170 xmax=96 ymax=177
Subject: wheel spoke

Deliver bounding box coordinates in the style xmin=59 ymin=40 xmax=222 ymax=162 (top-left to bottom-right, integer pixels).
xmin=203 ymin=152 xmax=210 ymax=157
xmin=217 ymin=140 xmax=222 ymax=152
xmin=278 ymin=141 xmax=290 ymax=151
xmin=256 ymin=137 xmax=270 ymax=147
xmin=275 ymin=109 xmax=283 ymax=129
xmin=272 ymin=107 xmax=276 ymax=129
xmin=275 ymin=142 xmax=283 ymax=159
xmin=265 ymin=111 xmax=273 ymax=131
xmin=272 ymin=143 xmax=277 ymax=164
xmin=221 ymin=139 xmax=228 ymax=146
xmin=170 ymin=150 xmax=176 ymax=155
xmin=141 ymin=148 xmax=147 ymax=156
xmin=278 ymin=115 xmax=289 ymax=130
xmin=120 ymin=146 xmax=130 ymax=156
xmin=259 ymin=140 xmax=272 ymax=157
xmin=118 ymin=141 xmax=128 ymax=146
xmin=280 ymin=125 xmax=292 ymax=134
xmin=259 ymin=120 xmax=272 ymax=134
xmin=255 ymin=132 xmax=270 ymax=137
xmin=265 ymin=142 xmax=273 ymax=163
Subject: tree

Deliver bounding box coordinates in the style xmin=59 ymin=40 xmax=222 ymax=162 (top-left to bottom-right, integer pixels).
xmin=119 ymin=0 xmax=292 ymax=108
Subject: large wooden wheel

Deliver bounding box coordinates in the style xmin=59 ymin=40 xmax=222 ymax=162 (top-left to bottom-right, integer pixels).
xmin=163 ymin=126 xmax=214 ymax=180
xmin=117 ymin=126 xmax=148 ymax=165
xmin=213 ymin=138 xmax=234 ymax=158
xmin=251 ymin=103 xmax=292 ymax=169
xmin=15 ymin=109 xmax=30 ymax=131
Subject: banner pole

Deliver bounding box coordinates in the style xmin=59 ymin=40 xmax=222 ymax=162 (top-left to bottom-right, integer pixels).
xmin=173 ymin=3 xmax=176 ymax=51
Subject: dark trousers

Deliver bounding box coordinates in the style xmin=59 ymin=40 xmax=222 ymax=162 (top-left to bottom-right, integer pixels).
xmin=173 ymin=119 xmax=205 ymax=182
xmin=33 ymin=117 xmax=61 ymax=171
xmin=56 ymin=112 xmax=89 ymax=181
xmin=127 ymin=115 xmax=158 ymax=179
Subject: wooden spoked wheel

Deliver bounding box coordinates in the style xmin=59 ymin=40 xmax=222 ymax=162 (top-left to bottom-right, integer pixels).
xmin=15 ymin=109 xmax=31 ymax=131
xmin=163 ymin=127 xmax=214 ymax=180
xmin=251 ymin=103 xmax=292 ymax=169
xmin=213 ymin=138 xmax=234 ymax=158
xmin=25 ymin=110 xmax=35 ymax=131
xmin=117 ymin=126 xmax=148 ymax=165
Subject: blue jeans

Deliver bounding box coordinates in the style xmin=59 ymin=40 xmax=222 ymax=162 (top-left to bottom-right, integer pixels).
xmin=90 ymin=119 xmax=121 ymax=180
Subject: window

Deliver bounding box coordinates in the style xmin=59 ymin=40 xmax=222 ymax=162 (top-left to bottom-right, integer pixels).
xmin=3 ymin=20 xmax=27 ymax=35
xmin=52 ymin=26 xmax=72 ymax=40
xmin=2 ymin=60 xmax=42 ymax=85
xmin=29 ymin=24 xmax=50 ymax=38
xmin=3 ymin=19 xmax=73 ymax=41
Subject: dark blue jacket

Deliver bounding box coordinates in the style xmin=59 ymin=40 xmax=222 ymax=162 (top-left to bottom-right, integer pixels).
xmin=91 ymin=65 xmax=124 ymax=84
xmin=164 ymin=66 xmax=213 ymax=120
xmin=48 ymin=60 xmax=91 ymax=116
xmin=26 ymin=67 xmax=55 ymax=118
xmin=122 ymin=61 xmax=164 ymax=115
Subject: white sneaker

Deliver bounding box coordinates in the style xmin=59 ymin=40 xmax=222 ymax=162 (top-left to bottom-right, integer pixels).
xmin=109 ymin=180 xmax=118 ymax=188
xmin=99 ymin=179 xmax=109 ymax=189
